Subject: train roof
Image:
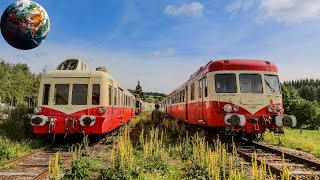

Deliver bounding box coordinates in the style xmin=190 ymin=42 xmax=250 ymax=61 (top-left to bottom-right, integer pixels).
xmin=42 ymin=70 xmax=110 ymax=78
xmin=168 ymin=59 xmax=278 ymax=96
xmin=41 ymin=59 xmax=135 ymax=96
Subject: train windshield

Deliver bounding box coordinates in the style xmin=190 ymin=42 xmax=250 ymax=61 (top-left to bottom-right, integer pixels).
xmin=215 ymin=74 xmax=237 ymax=93
xmin=54 ymin=84 xmax=69 ymax=105
xmin=239 ymin=74 xmax=263 ymax=93
xmin=72 ymin=84 xmax=88 ymax=105
xmin=264 ymin=75 xmax=281 ymax=94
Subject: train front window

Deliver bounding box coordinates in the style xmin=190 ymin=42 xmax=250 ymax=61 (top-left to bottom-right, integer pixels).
xmin=54 ymin=84 xmax=69 ymax=105
xmin=264 ymin=75 xmax=281 ymax=94
xmin=239 ymin=74 xmax=263 ymax=93
xmin=42 ymin=84 xmax=50 ymax=105
xmin=92 ymin=84 xmax=100 ymax=105
xmin=215 ymin=74 xmax=237 ymax=93
xmin=72 ymin=84 xmax=88 ymax=105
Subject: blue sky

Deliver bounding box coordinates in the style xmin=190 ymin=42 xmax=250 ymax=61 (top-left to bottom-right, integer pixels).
xmin=1 ymin=0 xmax=320 ymax=93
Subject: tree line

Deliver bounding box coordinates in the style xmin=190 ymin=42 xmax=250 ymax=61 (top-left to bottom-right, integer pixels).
xmin=283 ymin=79 xmax=320 ymax=102
xmin=282 ymin=79 xmax=320 ymax=128
xmin=0 ymin=59 xmax=39 ymax=108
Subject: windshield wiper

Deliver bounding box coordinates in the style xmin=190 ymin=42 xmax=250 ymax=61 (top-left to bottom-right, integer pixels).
xmin=265 ymin=79 xmax=275 ymax=93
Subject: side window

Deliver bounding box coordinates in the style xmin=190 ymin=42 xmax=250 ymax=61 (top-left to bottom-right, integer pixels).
xmin=183 ymin=90 xmax=185 ymax=102
xmin=42 ymin=84 xmax=50 ymax=105
xmin=191 ymin=83 xmax=195 ymax=100
xmin=114 ymin=87 xmax=117 ymax=106
xmin=72 ymin=84 xmax=88 ymax=105
xmin=54 ymin=84 xmax=69 ymax=105
xmin=204 ymin=77 xmax=208 ymax=97
xmin=199 ymin=80 xmax=202 ymax=98
xmin=118 ymin=90 xmax=120 ymax=106
xmin=108 ymin=85 xmax=112 ymax=106
xmin=92 ymin=84 xmax=100 ymax=105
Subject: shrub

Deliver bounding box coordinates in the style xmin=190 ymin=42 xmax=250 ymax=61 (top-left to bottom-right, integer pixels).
xmin=137 ymin=155 xmax=169 ymax=176
xmin=63 ymin=157 xmax=91 ymax=180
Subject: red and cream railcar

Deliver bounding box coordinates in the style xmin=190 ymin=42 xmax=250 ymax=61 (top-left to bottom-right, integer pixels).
xmin=162 ymin=59 xmax=296 ymax=136
xmin=31 ymin=59 xmax=136 ymax=135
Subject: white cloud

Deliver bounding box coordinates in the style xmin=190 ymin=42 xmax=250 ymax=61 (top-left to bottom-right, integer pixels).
xmin=226 ymin=0 xmax=254 ymax=15
xmin=151 ymin=48 xmax=175 ymax=57
xmin=226 ymin=0 xmax=320 ymax=23
xmin=164 ymin=2 xmax=204 ymax=17
xmin=258 ymin=0 xmax=320 ymax=23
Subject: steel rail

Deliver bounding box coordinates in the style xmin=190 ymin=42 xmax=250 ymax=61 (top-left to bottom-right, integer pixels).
xmin=0 ymin=146 xmax=49 ymax=167
xmin=236 ymin=140 xmax=320 ymax=180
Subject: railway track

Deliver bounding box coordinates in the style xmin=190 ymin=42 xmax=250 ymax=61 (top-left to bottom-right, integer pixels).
xmin=235 ymin=140 xmax=320 ymax=180
xmin=0 ymin=137 xmax=105 ymax=180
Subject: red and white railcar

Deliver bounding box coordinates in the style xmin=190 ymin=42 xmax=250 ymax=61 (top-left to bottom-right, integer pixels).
xmin=162 ymin=59 xmax=296 ymax=136
xmin=31 ymin=59 xmax=136 ymax=135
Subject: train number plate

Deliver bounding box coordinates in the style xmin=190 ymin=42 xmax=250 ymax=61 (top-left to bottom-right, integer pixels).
xmin=248 ymin=105 xmax=257 ymax=109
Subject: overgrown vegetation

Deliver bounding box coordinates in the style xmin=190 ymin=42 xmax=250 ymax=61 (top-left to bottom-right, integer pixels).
xmin=264 ymin=128 xmax=320 ymax=158
xmin=0 ymin=60 xmax=45 ymax=162
xmin=61 ymin=114 xmax=294 ymax=180
xmin=0 ymin=110 xmax=44 ymax=162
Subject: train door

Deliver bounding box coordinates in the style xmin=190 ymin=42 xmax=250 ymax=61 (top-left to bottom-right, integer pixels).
xmin=185 ymin=86 xmax=188 ymax=121
xmin=120 ymin=90 xmax=124 ymax=124
xmin=198 ymin=78 xmax=204 ymax=122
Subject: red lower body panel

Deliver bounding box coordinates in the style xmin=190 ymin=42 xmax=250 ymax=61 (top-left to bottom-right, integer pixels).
xmin=33 ymin=106 xmax=135 ymax=134
xmin=167 ymin=101 xmax=281 ymax=134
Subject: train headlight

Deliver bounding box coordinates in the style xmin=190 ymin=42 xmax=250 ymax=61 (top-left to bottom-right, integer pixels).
xmin=274 ymin=106 xmax=282 ymax=113
xmin=267 ymin=106 xmax=274 ymax=113
xmin=30 ymin=115 xmax=47 ymax=126
xmin=233 ymin=105 xmax=239 ymax=112
xmin=223 ymin=104 xmax=232 ymax=113
xmin=98 ymin=106 xmax=106 ymax=115
xmin=33 ymin=106 xmax=42 ymax=115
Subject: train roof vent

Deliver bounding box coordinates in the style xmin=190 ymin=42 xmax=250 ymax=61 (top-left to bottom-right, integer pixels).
xmin=56 ymin=59 xmax=88 ymax=70
xmin=96 ymin=66 xmax=108 ymax=73
xmin=224 ymin=60 xmax=230 ymax=64
xmin=265 ymin=61 xmax=270 ymax=65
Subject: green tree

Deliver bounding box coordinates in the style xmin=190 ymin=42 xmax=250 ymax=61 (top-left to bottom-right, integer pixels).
xmin=135 ymin=81 xmax=143 ymax=98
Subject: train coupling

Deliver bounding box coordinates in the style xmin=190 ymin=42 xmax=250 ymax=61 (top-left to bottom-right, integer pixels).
xmin=275 ymin=115 xmax=297 ymax=127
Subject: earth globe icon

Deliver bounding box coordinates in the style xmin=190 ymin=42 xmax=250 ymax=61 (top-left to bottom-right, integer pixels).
xmin=0 ymin=0 xmax=50 ymax=50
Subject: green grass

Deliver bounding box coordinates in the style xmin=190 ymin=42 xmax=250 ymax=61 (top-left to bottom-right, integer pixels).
xmin=0 ymin=116 xmax=45 ymax=163
xmin=264 ymin=128 xmax=320 ymax=158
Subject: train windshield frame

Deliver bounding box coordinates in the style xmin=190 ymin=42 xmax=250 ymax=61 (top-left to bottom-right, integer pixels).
xmin=264 ymin=74 xmax=281 ymax=94
xmin=239 ymin=74 xmax=263 ymax=93
xmin=215 ymin=74 xmax=237 ymax=93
